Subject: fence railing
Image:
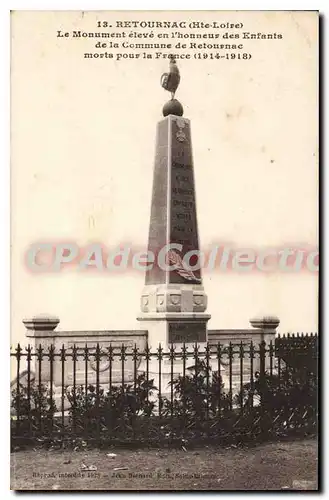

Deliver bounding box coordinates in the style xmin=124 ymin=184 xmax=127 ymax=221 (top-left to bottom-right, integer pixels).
xmin=10 ymin=334 xmax=318 ymax=447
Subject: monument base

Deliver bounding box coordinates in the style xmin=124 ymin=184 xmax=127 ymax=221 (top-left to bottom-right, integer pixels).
xmin=137 ymin=312 xmax=211 ymax=395
xmin=137 ymin=312 xmax=211 ymax=348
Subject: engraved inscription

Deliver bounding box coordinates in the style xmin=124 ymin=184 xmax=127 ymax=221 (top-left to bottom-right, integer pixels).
xmin=169 ymin=120 xmax=201 ymax=283
xmin=168 ymin=322 xmax=207 ymax=344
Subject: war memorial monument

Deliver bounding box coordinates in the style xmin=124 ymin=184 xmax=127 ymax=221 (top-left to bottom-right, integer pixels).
xmin=22 ymin=59 xmax=279 ymax=392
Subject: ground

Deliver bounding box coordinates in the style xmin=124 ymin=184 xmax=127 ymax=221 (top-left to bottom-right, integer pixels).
xmin=11 ymin=438 xmax=318 ymax=491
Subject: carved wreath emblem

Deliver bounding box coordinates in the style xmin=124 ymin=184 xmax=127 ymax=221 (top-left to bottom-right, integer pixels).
xmin=170 ymin=294 xmax=181 ymax=305
xmin=193 ymin=295 xmax=203 ymax=306
xmin=89 ymin=358 xmax=111 ymax=372
xmin=176 ymin=118 xmax=187 ymax=143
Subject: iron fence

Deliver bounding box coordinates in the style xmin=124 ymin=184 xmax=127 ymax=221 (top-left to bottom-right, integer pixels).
xmin=10 ymin=334 xmax=318 ymax=447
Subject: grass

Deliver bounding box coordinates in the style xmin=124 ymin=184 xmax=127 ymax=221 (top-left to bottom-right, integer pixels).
xmin=11 ymin=437 xmax=318 ymax=491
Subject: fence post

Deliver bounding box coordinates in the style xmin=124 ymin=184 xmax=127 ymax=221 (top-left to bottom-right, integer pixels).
xmin=249 ymin=316 xmax=280 ymax=343
xmin=23 ymin=315 xmax=60 ymax=383
xmin=258 ymin=340 xmax=269 ymax=437
xmin=250 ymin=316 xmax=280 ymax=372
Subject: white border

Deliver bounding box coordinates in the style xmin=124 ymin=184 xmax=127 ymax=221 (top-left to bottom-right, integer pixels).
xmin=2 ymin=1 xmax=325 ymax=498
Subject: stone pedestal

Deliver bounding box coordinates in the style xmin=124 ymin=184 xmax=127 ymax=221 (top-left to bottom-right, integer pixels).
xmin=23 ymin=314 xmax=60 ymax=382
xmin=137 ymin=312 xmax=211 ymax=396
xmin=249 ymin=315 xmax=280 ymax=345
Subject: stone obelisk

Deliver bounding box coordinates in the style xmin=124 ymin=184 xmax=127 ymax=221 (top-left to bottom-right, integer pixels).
xmin=138 ymin=59 xmax=210 ymax=350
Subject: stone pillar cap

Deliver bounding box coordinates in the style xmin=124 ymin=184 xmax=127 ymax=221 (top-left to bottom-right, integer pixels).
xmin=250 ymin=316 xmax=280 ymax=329
xmin=23 ymin=314 xmax=60 ymax=331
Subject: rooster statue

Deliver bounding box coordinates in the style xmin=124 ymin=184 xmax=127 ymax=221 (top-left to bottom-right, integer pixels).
xmin=160 ymin=57 xmax=181 ymax=99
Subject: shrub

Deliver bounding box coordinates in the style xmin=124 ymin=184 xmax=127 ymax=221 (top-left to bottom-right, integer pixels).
xmin=239 ymin=366 xmax=317 ymax=412
xmin=65 ymin=373 xmax=157 ymax=439
xmin=236 ymin=364 xmax=318 ymax=436
xmin=161 ymin=359 xmax=232 ymax=437
xmin=11 ymin=382 xmax=57 ymax=436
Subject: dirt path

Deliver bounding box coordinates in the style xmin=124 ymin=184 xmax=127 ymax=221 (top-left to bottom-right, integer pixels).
xmin=11 ymin=438 xmax=318 ymax=491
